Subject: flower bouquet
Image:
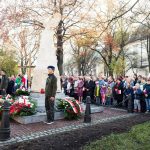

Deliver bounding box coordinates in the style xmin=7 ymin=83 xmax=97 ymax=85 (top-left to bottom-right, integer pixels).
xmin=15 ymin=87 xmax=30 ymax=96
xmin=0 ymin=95 xmax=37 ymax=119
xmin=57 ymin=97 xmax=82 ymax=120
xmin=10 ymin=97 xmax=37 ymax=117
xmin=0 ymin=94 xmax=15 ymax=119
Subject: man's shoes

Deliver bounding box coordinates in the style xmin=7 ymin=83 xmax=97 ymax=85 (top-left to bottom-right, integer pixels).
xmin=43 ymin=121 xmax=54 ymax=125
xmin=145 ymin=110 xmax=149 ymax=114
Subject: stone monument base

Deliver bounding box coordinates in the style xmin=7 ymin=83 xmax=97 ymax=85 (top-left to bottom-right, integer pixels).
xmin=13 ymin=105 xmax=104 ymax=124
xmin=13 ymin=111 xmax=64 ymax=124
xmin=30 ymin=92 xmax=66 ymax=113
xmin=14 ymin=92 xmax=105 ymax=124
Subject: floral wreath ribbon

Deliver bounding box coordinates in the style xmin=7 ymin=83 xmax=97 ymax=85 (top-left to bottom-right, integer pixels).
xmin=64 ymin=98 xmax=83 ymax=114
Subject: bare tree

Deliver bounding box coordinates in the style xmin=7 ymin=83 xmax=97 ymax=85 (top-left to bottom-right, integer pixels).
xmin=69 ymin=29 xmax=99 ymax=76
xmin=0 ymin=0 xmax=147 ymax=77
xmin=0 ymin=3 xmax=42 ymax=75
xmin=86 ymin=0 xmax=146 ymax=76
xmin=64 ymin=59 xmax=76 ymax=76
xmin=9 ymin=27 xmax=41 ymax=74
xmin=0 ymin=0 xmax=96 ymax=75
xmin=90 ymin=19 xmax=130 ymax=75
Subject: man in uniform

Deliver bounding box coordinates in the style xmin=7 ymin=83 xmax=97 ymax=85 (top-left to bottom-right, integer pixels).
xmin=45 ymin=66 xmax=57 ymax=124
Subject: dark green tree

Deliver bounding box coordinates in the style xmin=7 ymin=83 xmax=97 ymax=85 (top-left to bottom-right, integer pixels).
xmin=0 ymin=49 xmax=18 ymax=76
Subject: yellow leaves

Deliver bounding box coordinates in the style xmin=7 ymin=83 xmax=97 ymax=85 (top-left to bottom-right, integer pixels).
xmin=71 ymin=28 xmax=98 ymax=48
xmin=77 ymin=38 xmax=91 ymax=47
xmin=113 ymin=57 xmax=125 ymax=76
xmin=0 ymin=50 xmax=18 ymax=76
xmin=104 ymin=34 xmax=119 ymax=51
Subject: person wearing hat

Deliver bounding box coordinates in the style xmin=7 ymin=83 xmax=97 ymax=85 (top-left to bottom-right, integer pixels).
xmin=45 ymin=65 xmax=57 ymax=124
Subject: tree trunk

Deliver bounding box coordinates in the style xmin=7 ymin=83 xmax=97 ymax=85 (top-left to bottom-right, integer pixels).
xmin=56 ymin=20 xmax=64 ymax=75
xmin=108 ymin=65 xmax=113 ymax=77
xmin=57 ymin=51 xmax=63 ymax=75
xmin=122 ymin=53 xmax=125 ymax=76
xmin=21 ymin=59 xmax=26 ymax=75
xmin=107 ymin=46 xmax=113 ymax=77
xmin=78 ymin=62 xmax=81 ymax=76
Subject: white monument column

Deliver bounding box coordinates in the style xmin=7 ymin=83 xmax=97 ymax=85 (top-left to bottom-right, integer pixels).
xmin=31 ymin=13 xmax=61 ymax=93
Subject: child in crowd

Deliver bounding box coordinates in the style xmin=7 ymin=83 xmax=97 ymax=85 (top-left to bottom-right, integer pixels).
xmin=106 ymin=86 xmax=112 ymax=106
xmin=77 ymin=77 xmax=84 ymax=103
xmin=94 ymin=81 xmax=100 ymax=105
xmin=100 ymin=83 xmax=107 ymax=105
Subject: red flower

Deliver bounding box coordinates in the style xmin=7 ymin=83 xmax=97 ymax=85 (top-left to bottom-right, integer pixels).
xmin=40 ymin=89 xmax=45 ymax=94
xmin=10 ymin=105 xmax=16 ymax=114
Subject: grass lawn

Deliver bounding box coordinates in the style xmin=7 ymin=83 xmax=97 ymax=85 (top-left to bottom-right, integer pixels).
xmin=83 ymin=121 xmax=150 ymax=150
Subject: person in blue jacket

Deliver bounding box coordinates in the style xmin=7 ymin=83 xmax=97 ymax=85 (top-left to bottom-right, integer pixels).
xmin=143 ymin=78 xmax=150 ymax=113
xmin=124 ymin=83 xmax=134 ymax=109
xmin=133 ymin=83 xmax=143 ymax=112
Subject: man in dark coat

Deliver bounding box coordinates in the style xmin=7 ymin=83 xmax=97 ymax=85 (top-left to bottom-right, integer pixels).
xmin=45 ymin=66 xmax=57 ymax=124
xmin=114 ymin=78 xmax=124 ymax=107
xmin=0 ymin=70 xmax=9 ymax=96
xmin=7 ymin=76 xmax=15 ymax=95
xmin=84 ymin=76 xmax=95 ymax=103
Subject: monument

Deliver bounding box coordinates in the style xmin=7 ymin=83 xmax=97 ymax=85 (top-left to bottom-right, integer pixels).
xmin=31 ymin=13 xmax=64 ymax=112
xmin=31 ymin=13 xmax=61 ymax=93
xmin=23 ymin=12 xmax=104 ymax=123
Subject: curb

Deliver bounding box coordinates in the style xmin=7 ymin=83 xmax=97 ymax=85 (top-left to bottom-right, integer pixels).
xmin=0 ymin=113 xmax=136 ymax=147
xmin=110 ymin=107 xmax=127 ymax=112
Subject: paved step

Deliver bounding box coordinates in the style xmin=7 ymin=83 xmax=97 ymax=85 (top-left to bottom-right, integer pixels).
xmin=30 ymin=92 xmax=66 ymax=112
xmin=13 ymin=105 xmax=104 ymax=124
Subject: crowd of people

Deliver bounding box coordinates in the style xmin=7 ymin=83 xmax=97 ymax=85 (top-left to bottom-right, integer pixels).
xmin=61 ymin=74 xmax=150 ymax=113
xmin=0 ymin=70 xmax=28 ymax=96
xmin=1 ymin=69 xmax=150 ymax=113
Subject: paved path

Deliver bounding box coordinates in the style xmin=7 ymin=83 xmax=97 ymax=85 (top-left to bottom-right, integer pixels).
xmin=0 ymin=107 xmax=134 ymax=147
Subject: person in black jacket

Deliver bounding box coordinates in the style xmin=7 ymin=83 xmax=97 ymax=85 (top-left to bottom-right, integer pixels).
xmin=7 ymin=76 xmax=15 ymax=95
xmin=124 ymin=83 xmax=134 ymax=111
xmin=67 ymin=77 xmax=74 ymax=97
xmin=45 ymin=66 xmax=57 ymax=124
xmin=133 ymin=74 xmax=138 ymax=86
xmin=114 ymin=77 xmax=124 ymax=107
xmin=63 ymin=78 xmax=68 ymax=95
xmin=0 ymin=70 xmax=9 ymax=96
xmin=84 ymin=76 xmax=95 ymax=103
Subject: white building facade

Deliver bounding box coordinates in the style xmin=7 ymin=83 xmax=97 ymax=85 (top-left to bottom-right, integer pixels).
xmin=125 ymin=39 xmax=149 ymax=77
